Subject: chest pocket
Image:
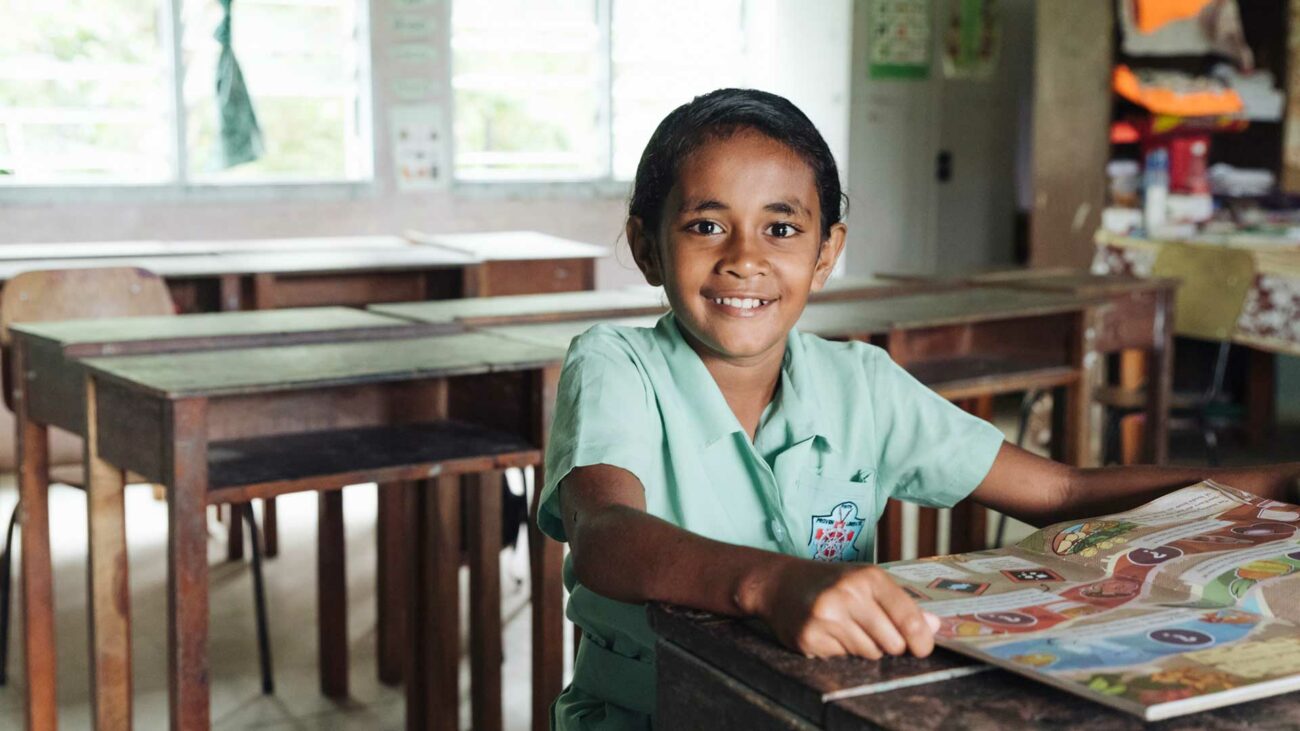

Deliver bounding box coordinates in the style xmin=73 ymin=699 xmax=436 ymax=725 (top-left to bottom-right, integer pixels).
xmin=801 ymin=471 xmax=877 ymax=563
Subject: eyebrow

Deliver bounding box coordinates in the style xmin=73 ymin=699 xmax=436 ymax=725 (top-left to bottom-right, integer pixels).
xmin=678 ymin=197 xmax=812 ymax=217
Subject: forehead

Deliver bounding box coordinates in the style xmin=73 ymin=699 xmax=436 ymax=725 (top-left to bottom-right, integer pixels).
xmin=671 ymin=130 xmax=818 ymax=210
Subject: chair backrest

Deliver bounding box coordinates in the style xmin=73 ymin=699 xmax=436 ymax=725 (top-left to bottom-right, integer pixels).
xmin=0 ymin=266 xmax=176 ymax=346
xmin=0 ymin=267 xmax=175 ymax=412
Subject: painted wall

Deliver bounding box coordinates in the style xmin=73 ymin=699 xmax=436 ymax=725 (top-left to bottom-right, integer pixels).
xmin=845 ymin=0 xmax=1034 ymax=278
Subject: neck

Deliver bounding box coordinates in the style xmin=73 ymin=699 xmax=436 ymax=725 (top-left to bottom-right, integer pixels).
xmin=679 ymin=327 xmax=785 ymax=440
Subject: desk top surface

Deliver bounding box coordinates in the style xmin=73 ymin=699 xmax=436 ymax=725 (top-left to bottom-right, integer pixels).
xmin=406 ymin=230 xmax=608 ymax=260
xmin=12 ymin=307 xmax=438 ymax=355
xmin=0 ymin=246 xmax=477 ymax=280
xmin=83 ymin=330 xmax=566 ymax=399
xmin=370 ymin=289 xmax=668 ymax=324
xmin=0 ymin=236 xmax=412 ymax=260
xmin=650 ymin=605 xmax=1300 ymax=730
xmin=469 ymin=287 xmax=1092 ymax=350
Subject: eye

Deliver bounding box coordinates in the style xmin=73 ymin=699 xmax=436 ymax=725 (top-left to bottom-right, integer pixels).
xmin=686 ymin=220 xmax=723 ymax=236
xmin=767 ymin=222 xmax=800 ymax=238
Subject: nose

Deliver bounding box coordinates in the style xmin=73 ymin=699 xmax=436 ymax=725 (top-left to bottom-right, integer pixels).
xmin=717 ymin=230 xmax=768 ymax=279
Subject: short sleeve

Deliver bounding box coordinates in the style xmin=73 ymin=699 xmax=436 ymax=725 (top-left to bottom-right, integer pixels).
xmin=536 ymin=328 xmax=661 ymax=543
xmin=868 ymin=349 xmax=1005 ymax=508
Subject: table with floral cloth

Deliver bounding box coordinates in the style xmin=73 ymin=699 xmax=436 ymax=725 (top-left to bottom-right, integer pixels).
xmin=1094 ymin=230 xmax=1300 ymax=357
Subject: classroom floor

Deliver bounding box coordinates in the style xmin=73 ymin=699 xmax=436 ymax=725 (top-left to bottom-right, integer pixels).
xmin=0 ymin=418 xmax=1295 ymax=730
xmin=0 ymin=481 xmax=571 ymax=730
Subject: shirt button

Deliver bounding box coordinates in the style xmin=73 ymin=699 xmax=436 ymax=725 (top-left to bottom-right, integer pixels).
xmin=769 ymin=519 xmax=788 ymax=543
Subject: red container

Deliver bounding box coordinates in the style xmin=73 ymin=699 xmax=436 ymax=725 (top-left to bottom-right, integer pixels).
xmin=1166 ymin=134 xmax=1211 ymax=194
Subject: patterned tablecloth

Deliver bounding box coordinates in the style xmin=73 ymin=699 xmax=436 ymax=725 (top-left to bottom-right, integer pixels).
xmin=1094 ymin=230 xmax=1300 ymax=357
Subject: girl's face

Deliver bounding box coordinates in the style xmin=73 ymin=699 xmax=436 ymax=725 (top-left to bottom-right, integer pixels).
xmin=629 ymin=130 xmax=845 ymax=365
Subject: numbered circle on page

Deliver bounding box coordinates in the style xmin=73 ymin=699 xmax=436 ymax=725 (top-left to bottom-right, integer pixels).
xmin=1128 ymin=546 xmax=1184 ymax=566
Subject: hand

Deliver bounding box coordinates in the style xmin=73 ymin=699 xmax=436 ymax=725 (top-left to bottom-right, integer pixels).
xmin=746 ymin=557 xmax=941 ymax=660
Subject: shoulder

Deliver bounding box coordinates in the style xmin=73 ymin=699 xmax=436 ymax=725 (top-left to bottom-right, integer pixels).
xmin=565 ymin=322 xmax=659 ymax=370
xmin=793 ymin=330 xmax=891 ymax=373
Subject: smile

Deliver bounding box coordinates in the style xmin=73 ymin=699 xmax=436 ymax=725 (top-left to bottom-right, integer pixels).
xmin=712 ymin=297 xmax=770 ymax=309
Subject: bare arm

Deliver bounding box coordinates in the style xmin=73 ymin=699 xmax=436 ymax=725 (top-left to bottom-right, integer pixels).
xmin=973 ymin=442 xmax=1300 ymax=528
xmin=561 ymin=463 xmax=939 ymax=659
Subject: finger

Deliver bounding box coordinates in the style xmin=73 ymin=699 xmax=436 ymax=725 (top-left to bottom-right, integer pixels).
xmin=873 ymin=583 xmax=936 ymax=657
xmin=924 ymin=611 xmax=942 ymax=633
xmin=830 ymin=617 xmax=884 ymax=660
xmin=848 ymin=601 xmax=909 ymax=657
xmin=797 ymin=627 xmax=850 ymax=659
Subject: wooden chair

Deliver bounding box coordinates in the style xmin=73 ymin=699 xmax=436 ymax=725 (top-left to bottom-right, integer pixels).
xmin=0 ymin=267 xmax=274 ymax=691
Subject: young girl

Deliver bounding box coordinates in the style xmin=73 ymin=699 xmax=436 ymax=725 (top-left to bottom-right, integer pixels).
xmin=536 ymin=88 xmax=1300 ymax=729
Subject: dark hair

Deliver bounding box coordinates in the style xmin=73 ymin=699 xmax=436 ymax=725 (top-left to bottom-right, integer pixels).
xmin=628 ymin=88 xmax=846 ymax=241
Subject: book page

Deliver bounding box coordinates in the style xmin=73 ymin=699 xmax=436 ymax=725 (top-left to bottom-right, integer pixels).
xmin=1016 ymin=481 xmax=1300 ymax=624
xmin=881 ymin=481 xmax=1300 ymax=719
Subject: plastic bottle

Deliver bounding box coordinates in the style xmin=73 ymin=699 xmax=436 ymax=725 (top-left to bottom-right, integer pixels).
xmin=1144 ymin=147 xmax=1169 ymax=234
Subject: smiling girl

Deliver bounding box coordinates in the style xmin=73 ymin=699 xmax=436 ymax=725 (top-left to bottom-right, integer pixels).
xmin=535 ymin=88 xmax=1300 ymax=729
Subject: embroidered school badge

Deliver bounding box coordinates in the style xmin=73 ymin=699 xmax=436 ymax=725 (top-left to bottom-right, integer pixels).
xmin=808 ymin=501 xmax=865 ymax=562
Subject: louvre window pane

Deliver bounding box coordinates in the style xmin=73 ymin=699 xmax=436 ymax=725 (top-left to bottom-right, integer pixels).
xmin=610 ymin=0 xmax=747 ymax=181
xmin=451 ymin=0 xmax=602 ymax=181
xmin=181 ymin=0 xmax=367 ymax=182
xmin=0 ymin=0 xmax=172 ymax=183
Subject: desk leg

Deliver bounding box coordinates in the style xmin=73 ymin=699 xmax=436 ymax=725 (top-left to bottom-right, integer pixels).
xmin=376 ymin=481 xmax=409 ymax=686
xmin=876 ymin=500 xmax=904 ymax=563
xmin=406 ymin=476 xmax=459 ymax=731
xmin=318 ymin=490 xmax=348 ymax=698
xmin=166 ymin=397 xmax=210 ymax=730
xmin=85 ymin=377 xmax=132 ymax=729
xmin=468 ymin=472 xmax=503 ymax=731
xmin=529 ymin=366 xmax=564 ymax=731
xmin=1246 ymin=348 xmax=1275 ymax=447
xmin=1143 ymin=288 xmax=1174 ymax=465
xmin=15 ymin=342 xmax=56 ymax=731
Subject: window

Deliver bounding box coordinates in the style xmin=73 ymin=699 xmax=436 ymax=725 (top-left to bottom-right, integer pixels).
xmin=450 ymin=0 xmax=751 ymax=183
xmin=0 ymin=0 xmax=370 ymax=187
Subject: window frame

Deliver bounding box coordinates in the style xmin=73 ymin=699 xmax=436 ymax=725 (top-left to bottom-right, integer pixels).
xmin=0 ymin=0 xmax=377 ymax=202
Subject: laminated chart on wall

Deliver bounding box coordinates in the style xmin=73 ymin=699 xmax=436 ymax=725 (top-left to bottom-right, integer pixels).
xmin=390 ymin=103 xmax=447 ymax=191
xmin=869 ymin=0 xmax=932 ymax=80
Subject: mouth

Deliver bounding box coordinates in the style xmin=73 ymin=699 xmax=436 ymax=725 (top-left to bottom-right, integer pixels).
xmin=704 ymin=294 xmax=777 ymax=317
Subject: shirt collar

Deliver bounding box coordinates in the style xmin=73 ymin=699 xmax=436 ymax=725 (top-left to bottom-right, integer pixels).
xmin=653 ymin=312 xmax=837 ymax=452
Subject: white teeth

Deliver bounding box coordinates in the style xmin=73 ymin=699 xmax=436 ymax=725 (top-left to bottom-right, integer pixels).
xmin=712 ymin=297 xmax=768 ymax=309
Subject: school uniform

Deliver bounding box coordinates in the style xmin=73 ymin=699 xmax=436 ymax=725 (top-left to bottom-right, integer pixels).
xmin=537 ymin=312 xmax=1005 ymax=730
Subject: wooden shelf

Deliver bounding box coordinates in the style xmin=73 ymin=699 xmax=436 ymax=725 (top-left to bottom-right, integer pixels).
xmin=907 ymin=356 xmax=1079 ymax=401
xmin=206 ymin=420 xmax=539 ymax=502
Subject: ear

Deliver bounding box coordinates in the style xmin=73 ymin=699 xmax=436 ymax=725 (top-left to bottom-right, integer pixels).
xmin=626 ymin=216 xmax=664 ymax=287
xmin=809 ymin=222 xmax=847 ymax=292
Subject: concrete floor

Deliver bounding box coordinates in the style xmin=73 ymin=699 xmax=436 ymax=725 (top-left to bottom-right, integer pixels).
xmin=0 ymin=481 xmax=571 ymax=730
xmin=0 ymin=414 xmax=1293 ymax=729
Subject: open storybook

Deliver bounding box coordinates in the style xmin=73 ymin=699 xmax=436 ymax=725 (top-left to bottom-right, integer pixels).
xmin=881 ymin=480 xmax=1300 ymax=721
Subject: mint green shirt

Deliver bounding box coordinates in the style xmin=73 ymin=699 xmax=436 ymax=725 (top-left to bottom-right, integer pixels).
xmin=538 ymin=314 xmax=1004 ymax=729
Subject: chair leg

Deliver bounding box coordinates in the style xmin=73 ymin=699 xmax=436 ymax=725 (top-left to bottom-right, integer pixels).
xmin=995 ymin=390 xmax=1043 ymax=547
xmin=0 ymin=502 xmax=20 ymax=686
xmin=262 ymin=498 xmax=278 ymax=559
xmin=1203 ymin=424 xmax=1221 ymax=468
xmin=242 ymin=505 xmax=275 ymax=695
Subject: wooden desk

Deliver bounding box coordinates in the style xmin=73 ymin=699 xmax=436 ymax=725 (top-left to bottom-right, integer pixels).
xmin=10 ymin=310 xmax=468 ymax=730
xmin=0 ymin=232 xmax=608 ymax=312
xmin=884 ymin=270 xmax=1178 ymax=465
xmin=406 ymin=230 xmax=607 ymax=296
xmin=371 ymin=288 xmax=668 ymax=327
xmin=975 ymin=270 xmax=1177 ymax=465
xmin=650 ymin=604 xmax=1300 ymax=729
